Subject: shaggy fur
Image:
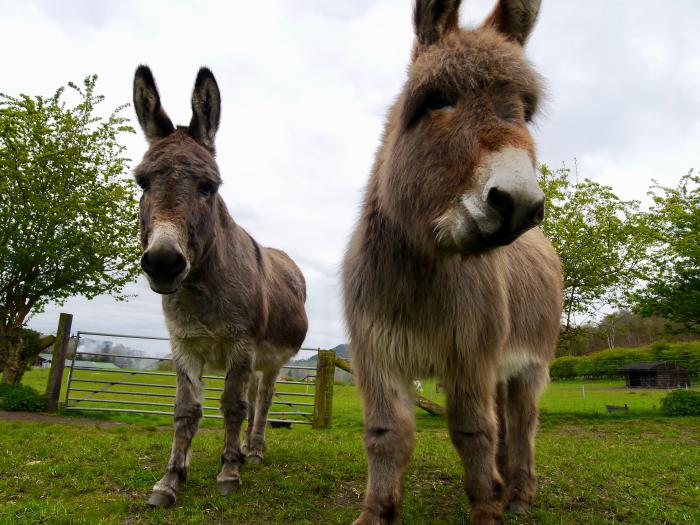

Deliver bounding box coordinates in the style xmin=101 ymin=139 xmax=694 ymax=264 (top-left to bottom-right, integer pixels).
xmin=342 ymin=2 xmax=562 ymax=524
xmin=132 ymin=66 xmax=308 ymax=507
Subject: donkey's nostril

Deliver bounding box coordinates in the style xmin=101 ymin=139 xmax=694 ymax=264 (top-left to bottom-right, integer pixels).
xmin=141 ymin=249 xmax=186 ymax=281
xmin=486 ymin=186 xmax=515 ymax=217
xmin=483 ymin=184 xmax=544 ymax=246
xmin=528 ymin=199 xmax=545 ymax=227
xmin=141 ymin=252 xmax=154 ymax=275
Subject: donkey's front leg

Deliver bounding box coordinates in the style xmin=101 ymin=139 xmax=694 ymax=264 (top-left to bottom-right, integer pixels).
xmin=504 ymin=363 xmax=548 ymax=515
xmin=148 ymin=356 xmax=204 ymax=508
xmin=217 ymin=346 xmax=253 ymax=496
xmin=353 ymin=372 xmax=415 ymax=525
xmin=446 ymin=371 xmax=505 ymax=525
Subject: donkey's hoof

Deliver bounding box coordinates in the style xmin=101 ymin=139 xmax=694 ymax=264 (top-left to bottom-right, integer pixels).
xmin=352 ymin=513 xmax=387 ymax=525
xmin=218 ymin=477 xmax=241 ymax=496
xmin=472 ymin=506 xmax=504 ymax=525
xmin=509 ymin=500 xmax=529 ymax=515
xmin=246 ymin=452 xmax=263 ymax=465
xmin=147 ymin=489 xmax=176 ymax=508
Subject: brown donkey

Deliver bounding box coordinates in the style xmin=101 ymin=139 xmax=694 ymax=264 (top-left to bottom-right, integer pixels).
xmin=342 ymin=1 xmax=562 ymax=523
xmin=132 ymin=66 xmax=308 ymax=507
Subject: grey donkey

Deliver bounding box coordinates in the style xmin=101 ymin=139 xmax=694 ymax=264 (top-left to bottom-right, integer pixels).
xmin=132 ymin=65 xmax=308 ymax=507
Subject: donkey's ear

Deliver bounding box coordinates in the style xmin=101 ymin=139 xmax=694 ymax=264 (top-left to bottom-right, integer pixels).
xmin=188 ymin=68 xmax=221 ymax=151
xmin=482 ymin=0 xmax=541 ymax=46
xmin=413 ymin=0 xmax=461 ymax=51
xmin=133 ymin=65 xmax=174 ymax=143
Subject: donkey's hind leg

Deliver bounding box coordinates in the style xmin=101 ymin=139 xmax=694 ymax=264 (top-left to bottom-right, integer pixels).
xmin=244 ymin=368 xmax=277 ymax=464
xmin=241 ymin=371 xmax=260 ymax=456
xmin=504 ymin=362 xmax=548 ymax=514
xmin=217 ymin=345 xmax=253 ymax=496
xmin=495 ymin=381 xmax=509 ymax=485
xmin=149 ymin=354 xmax=204 ymax=508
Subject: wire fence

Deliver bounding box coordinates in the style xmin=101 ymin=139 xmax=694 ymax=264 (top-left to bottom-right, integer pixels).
xmin=35 ymin=324 xmax=700 ymax=419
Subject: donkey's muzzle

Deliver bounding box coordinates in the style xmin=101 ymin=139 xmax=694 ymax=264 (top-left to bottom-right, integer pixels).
xmin=141 ymin=247 xmax=187 ymax=284
xmin=483 ymin=185 xmax=544 ymax=245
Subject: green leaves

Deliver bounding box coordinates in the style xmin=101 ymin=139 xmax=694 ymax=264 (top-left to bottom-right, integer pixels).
xmin=633 ymin=171 xmax=700 ymax=333
xmin=538 ymin=164 xmax=699 ymax=351
xmin=660 ymin=389 xmax=700 ymax=417
xmin=538 ymin=165 xmax=653 ymax=332
xmin=0 ymin=75 xmax=139 ymax=332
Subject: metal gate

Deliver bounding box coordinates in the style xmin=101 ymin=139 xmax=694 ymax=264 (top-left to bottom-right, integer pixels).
xmin=64 ymin=331 xmax=319 ymax=426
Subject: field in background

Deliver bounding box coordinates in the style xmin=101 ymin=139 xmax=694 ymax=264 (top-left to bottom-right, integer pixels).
xmin=416 ymin=378 xmax=683 ymax=416
xmin=22 ymin=367 xmax=696 ymax=426
xmin=0 ymin=369 xmax=697 ymax=524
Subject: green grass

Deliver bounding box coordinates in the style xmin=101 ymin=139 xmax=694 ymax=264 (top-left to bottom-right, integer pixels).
xmin=416 ymin=378 xmax=689 ymax=417
xmin=23 ymin=368 xmax=695 ymax=424
xmin=1 ymin=371 xmax=697 ymax=524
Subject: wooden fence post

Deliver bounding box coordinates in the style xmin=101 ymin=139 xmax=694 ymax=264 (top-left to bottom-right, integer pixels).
xmin=312 ymin=349 xmax=335 ymax=429
xmin=45 ymin=313 xmax=73 ymax=412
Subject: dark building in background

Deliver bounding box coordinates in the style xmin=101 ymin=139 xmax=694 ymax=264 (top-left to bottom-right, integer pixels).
xmin=618 ymin=362 xmax=691 ymax=388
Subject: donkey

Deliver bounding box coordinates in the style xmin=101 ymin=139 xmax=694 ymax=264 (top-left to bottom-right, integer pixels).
xmin=342 ymin=1 xmax=562 ymax=524
xmin=132 ymin=65 xmax=308 ymax=507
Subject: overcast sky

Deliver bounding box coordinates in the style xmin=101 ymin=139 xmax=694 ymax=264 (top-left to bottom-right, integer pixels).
xmin=2 ymin=1 xmax=698 ymax=352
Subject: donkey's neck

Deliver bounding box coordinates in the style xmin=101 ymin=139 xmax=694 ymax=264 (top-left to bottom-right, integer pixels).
xmin=182 ymin=199 xmax=245 ymax=287
xmin=360 ymin=185 xmax=440 ymax=291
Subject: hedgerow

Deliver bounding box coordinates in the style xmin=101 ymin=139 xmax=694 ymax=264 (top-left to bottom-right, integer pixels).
xmin=549 ymin=342 xmax=700 ymax=379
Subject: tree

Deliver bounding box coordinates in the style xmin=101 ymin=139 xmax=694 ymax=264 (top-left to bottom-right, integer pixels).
xmin=0 ymin=75 xmax=140 ymax=384
xmin=633 ymin=171 xmax=699 ymax=333
xmin=0 ymin=327 xmax=55 ymax=385
xmin=538 ymin=165 xmax=652 ymax=350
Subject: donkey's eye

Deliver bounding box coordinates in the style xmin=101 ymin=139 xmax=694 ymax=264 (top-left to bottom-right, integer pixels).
xmin=491 ymin=83 xmax=533 ymax=124
xmin=522 ymin=93 xmax=536 ymax=122
xmin=493 ymin=96 xmax=522 ymax=123
xmin=425 ymin=91 xmax=456 ymax=112
xmin=197 ymin=182 xmax=216 ymax=198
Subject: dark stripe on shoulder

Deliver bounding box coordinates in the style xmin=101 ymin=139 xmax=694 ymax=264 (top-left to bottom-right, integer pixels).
xmin=247 ymin=231 xmax=263 ymax=269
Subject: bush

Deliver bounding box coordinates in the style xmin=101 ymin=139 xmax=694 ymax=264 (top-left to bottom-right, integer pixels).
xmin=660 ymin=389 xmax=700 ymax=417
xmin=549 ymin=356 xmax=579 ymax=379
xmin=549 ymin=341 xmax=700 ymax=379
xmin=0 ymin=384 xmax=46 ymax=412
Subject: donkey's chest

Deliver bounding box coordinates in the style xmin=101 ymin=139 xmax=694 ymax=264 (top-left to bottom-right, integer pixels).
xmin=354 ymin=266 xmax=510 ymax=378
xmin=162 ymin=295 xmax=240 ymax=340
xmin=163 ymin=306 xmax=243 ymax=371
xmin=166 ymin=314 xmax=233 ymax=340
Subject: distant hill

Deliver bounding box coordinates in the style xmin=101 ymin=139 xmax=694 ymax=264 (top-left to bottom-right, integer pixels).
xmin=331 ymin=344 xmax=350 ymax=359
xmin=285 ymin=343 xmax=352 ymax=383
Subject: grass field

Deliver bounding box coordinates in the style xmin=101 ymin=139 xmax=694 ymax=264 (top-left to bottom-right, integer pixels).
xmin=0 ymin=369 xmax=697 ymax=524
xmin=20 ymin=367 xmax=687 ymax=426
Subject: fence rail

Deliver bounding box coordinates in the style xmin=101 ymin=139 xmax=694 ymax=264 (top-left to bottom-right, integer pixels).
xmin=63 ymin=330 xmax=330 ymax=427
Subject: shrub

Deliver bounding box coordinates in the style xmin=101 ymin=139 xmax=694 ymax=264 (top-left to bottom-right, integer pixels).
xmin=549 ymin=341 xmax=700 ymax=379
xmin=549 ymin=356 xmax=579 ymax=379
xmin=0 ymin=384 xmax=46 ymax=412
xmin=660 ymin=389 xmax=700 ymax=417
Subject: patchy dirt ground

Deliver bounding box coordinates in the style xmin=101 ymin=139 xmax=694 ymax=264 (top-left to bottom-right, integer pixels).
xmin=0 ymin=409 xmax=123 ymax=426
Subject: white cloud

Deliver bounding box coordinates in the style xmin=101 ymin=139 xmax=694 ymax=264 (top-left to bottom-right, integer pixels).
xmin=3 ymin=0 xmax=697 ymax=349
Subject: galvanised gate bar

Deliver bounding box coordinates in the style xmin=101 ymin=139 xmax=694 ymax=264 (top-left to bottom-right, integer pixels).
xmin=63 ymin=331 xmax=335 ymax=427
